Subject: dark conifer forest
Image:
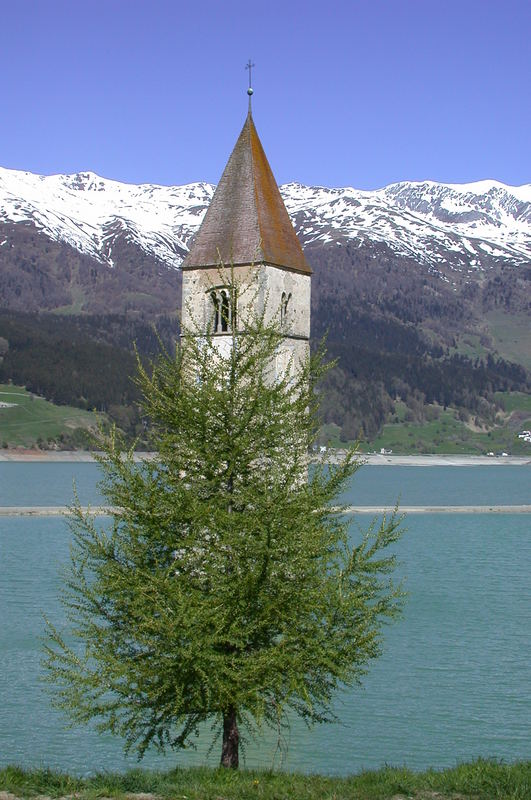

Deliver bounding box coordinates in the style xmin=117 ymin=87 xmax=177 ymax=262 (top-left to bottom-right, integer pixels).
xmin=1 ymin=308 xmax=528 ymax=444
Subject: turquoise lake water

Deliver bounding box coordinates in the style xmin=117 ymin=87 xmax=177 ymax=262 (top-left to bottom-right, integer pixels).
xmin=1 ymin=461 xmax=530 ymax=507
xmin=0 ymin=463 xmax=530 ymax=775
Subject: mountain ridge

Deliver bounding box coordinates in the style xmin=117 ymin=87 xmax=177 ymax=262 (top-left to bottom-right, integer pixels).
xmin=0 ymin=165 xmax=529 ymax=446
xmin=1 ymin=166 xmax=530 ymax=276
xmin=1 ymin=163 xmax=529 ymax=366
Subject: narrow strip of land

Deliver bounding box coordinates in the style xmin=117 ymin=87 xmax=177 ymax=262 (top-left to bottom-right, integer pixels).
xmin=0 ymin=506 xmax=120 ymax=516
xmin=344 ymin=505 xmax=531 ymax=514
xmin=1 ymin=505 xmax=530 ymax=516
xmin=0 ymin=450 xmax=530 ymax=466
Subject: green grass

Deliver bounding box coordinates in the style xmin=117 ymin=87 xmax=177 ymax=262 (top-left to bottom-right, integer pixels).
xmin=2 ymin=381 xmax=529 ymax=456
xmin=495 ymin=391 xmax=531 ymax=415
xmin=319 ymin=422 xmax=344 ymax=448
xmin=485 ymin=310 xmax=531 ymax=371
xmin=368 ymin=410 xmax=479 ymax=454
xmin=362 ymin=402 xmax=531 ymax=455
xmin=322 ymin=394 xmax=531 ymax=455
xmin=0 ymin=383 xmax=99 ymax=448
xmin=1 ymin=760 xmax=530 ymax=799
xmin=451 ymin=331 xmax=490 ymax=362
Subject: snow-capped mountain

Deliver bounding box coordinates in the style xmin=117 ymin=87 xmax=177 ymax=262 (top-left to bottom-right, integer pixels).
xmin=1 ymin=166 xmax=529 ymax=433
xmin=0 ymin=167 xmax=213 ymax=268
xmin=1 ymin=166 xmax=530 ymax=275
xmin=284 ymin=180 xmax=531 ymax=275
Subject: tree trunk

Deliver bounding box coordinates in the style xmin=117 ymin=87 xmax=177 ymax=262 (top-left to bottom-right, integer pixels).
xmin=220 ymin=706 xmax=239 ymax=768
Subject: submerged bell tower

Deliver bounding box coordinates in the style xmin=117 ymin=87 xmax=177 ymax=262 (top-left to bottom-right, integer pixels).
xmin=181 ymin=81 xmax=311 ymax=376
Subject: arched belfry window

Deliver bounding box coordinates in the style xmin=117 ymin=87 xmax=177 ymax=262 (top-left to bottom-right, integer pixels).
xmin=280 ymin=292 xmax=292 ymax=328
xmin=220 ymin=290 xmax=229 ymax=332
xmin=208 ymin=287 xmax=237 ymax=334
xmin=210 ymin=290 xmax=220 ymax=333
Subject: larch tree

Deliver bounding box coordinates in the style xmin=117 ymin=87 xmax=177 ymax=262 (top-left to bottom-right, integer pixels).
xmin=44 ymin=277 xmax=404 ymax=768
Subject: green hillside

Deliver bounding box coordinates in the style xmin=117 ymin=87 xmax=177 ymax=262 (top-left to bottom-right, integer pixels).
xmin=322 ymin=394 xmax=531 ymax=455
xmin=0 ymin=384 xmax=99 ymax=448
xmin=1 ymin=308 xmax=529 ymax=453
xmin=485 ymin=310 xmax=531 ymax=372
xmin=368 ymin=408 xmax=531 ymax=455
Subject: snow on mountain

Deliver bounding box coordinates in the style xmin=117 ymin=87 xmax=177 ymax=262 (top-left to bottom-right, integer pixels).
xmin=0 ymin=167 xmax=214 ymax=268
xmin=283 ymin=180 xmax=531 ymax=273
xmin=0 ymin=166 xmax=530 ymax=275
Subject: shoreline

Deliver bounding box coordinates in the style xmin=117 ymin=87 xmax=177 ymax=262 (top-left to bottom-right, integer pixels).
xmin=338 ymin=452 xmax=531 ymax=466
xmin=0 ymin=449 xmax=530 ymax=466
xmin=1 ymin=503 xmax=530 ymax=516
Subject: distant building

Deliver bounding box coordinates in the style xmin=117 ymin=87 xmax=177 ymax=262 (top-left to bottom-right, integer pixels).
xmin=181 ymin=100 xmax=311 ymax=378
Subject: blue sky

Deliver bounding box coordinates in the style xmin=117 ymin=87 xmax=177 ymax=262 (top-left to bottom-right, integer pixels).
xmin=1 ymin=0 xmax=529 ymax=189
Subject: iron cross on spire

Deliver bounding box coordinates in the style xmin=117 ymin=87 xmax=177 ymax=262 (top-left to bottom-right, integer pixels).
xmin=246 ymin=59 xmax=255 ymax=110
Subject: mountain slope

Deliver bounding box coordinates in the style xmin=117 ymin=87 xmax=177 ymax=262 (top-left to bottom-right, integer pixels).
xmin=0 ymin=166 xmax=529 ymax=446
xmin=0 ymin=167 xmax=211 ymax=267
xmin=1 ymin=166 xmax=529 ymax=334
xmin=1 ymin=167 xmax=530 ymax=275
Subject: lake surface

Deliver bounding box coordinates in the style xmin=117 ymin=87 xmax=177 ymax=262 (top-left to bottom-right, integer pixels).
xmin=1 ymin=461 xmax=530 ymax=508
xmin=0 ymin=463 xmax=530 ymax=775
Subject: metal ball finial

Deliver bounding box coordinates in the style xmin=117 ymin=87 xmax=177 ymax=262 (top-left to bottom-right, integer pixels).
xmin=245 ymin=59 xmax=255 ymax=98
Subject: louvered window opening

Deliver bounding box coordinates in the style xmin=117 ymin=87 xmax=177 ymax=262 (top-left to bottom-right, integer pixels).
xmin=209 ymin=289 xmax=236 ymax=334
xmin=280 ymin=291 xmax=292 ymax=328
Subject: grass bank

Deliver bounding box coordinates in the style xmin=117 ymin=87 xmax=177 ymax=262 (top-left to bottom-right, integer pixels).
xmin=0 ymin=384 xmax=98 ymax=448
xmin=2 ymin=382 xmax=530 ymax=457
xmin=324 ymin=394 xmax=531 ymax=456
xmin=1 ymin=760 xmax=530 ymax=800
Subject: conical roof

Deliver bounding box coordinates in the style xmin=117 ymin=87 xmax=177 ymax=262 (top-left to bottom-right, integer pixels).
xmin=182 ymin=112 xmax=311 ymax=274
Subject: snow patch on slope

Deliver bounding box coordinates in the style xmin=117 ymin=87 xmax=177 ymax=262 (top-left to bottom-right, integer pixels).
xmin=282 ymin=180 xmax=531 ymax=268
xmin=0 ymin=167 xmax=214 ymax=268
xmin=0 ymin=166 xmax=530 ymax=274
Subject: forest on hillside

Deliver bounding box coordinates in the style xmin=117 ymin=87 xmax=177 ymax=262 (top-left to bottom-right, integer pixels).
xmin=1 ymin=309 xmax=528 ymax=446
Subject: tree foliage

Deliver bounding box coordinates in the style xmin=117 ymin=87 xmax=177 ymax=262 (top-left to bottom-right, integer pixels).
xmin=44 ymin=281 xmax=404 ymax=767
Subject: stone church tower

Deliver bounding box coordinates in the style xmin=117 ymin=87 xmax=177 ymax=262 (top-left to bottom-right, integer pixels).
xmin=181 ymin=103 xmax=311 ymax=376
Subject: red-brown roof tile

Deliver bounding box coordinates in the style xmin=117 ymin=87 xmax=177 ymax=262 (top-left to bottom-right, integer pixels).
xmin=183 ymin=112 xmax=311 ymax=275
